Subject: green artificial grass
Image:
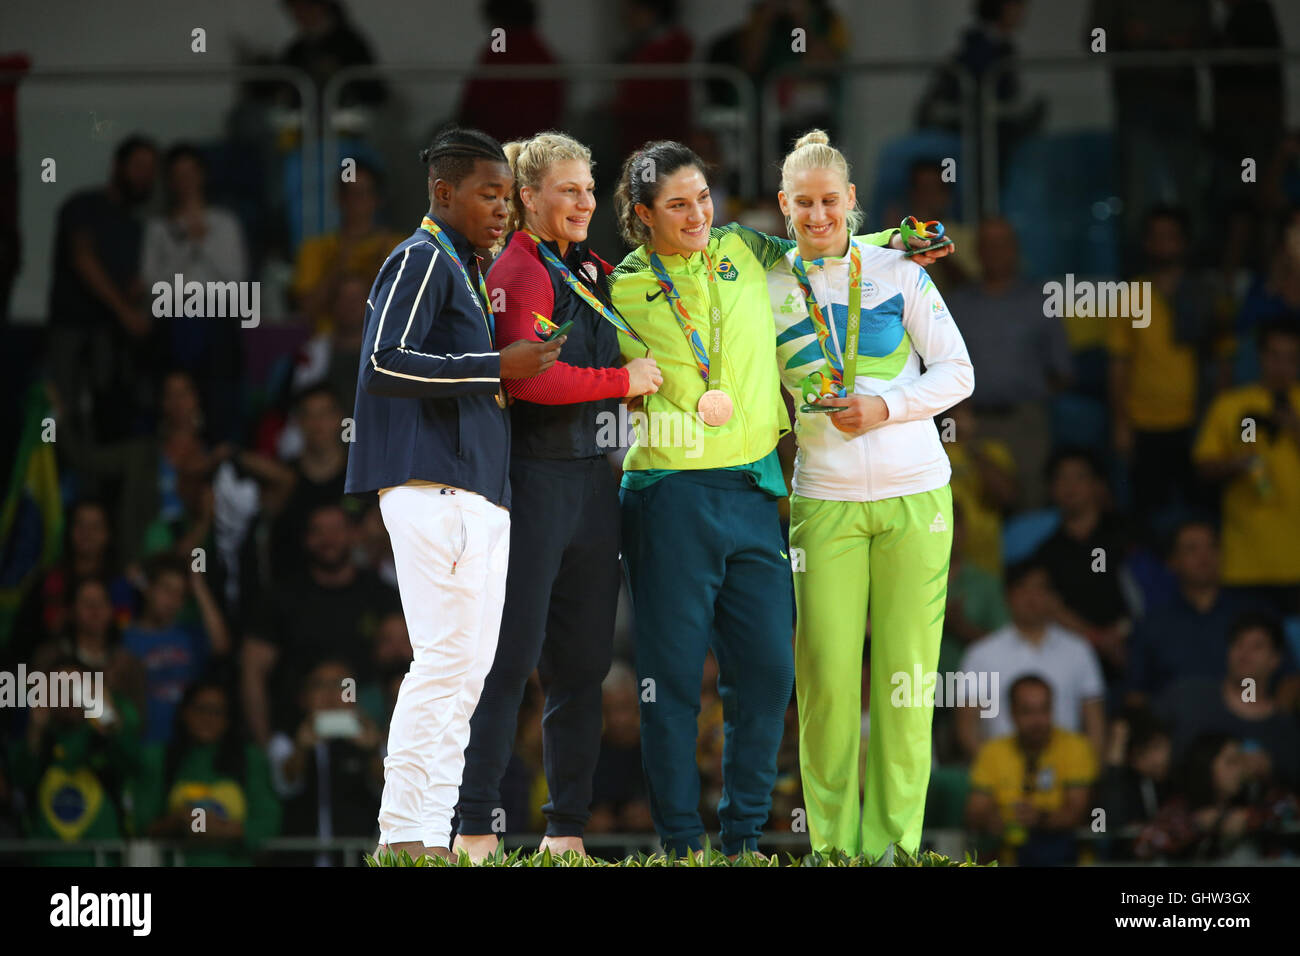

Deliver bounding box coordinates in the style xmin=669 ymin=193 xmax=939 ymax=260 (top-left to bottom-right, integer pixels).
xmin=365 ymin=844 xmax=992 ymax=867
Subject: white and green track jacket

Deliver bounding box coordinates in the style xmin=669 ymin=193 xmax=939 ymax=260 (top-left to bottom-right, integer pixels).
xmin=767 ymin=239 xmax=975 ymax=502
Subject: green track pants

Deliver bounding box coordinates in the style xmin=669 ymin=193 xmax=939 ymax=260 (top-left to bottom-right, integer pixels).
xmin=790 ymin=485 xmax=952 ymax=859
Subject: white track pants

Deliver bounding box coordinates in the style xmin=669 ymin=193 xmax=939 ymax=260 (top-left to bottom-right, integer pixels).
xmin=377 ymin=483 xmax=510 ymax=847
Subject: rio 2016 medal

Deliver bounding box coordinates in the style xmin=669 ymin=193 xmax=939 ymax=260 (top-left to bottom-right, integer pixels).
xmin=697 ymin=388 xmax=733 ymax=427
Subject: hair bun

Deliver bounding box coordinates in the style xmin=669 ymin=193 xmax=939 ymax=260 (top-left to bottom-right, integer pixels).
xmin=793 ymin=129 xmax=831 ymax=150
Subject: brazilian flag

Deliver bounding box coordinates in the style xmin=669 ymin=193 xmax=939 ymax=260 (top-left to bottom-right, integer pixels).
xmin=0 ymin=384 xmax=64 ymax=648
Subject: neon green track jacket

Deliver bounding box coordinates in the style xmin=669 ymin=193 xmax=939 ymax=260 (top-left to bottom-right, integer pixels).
xmin=608 ymin=223 xmax=897 ymax=473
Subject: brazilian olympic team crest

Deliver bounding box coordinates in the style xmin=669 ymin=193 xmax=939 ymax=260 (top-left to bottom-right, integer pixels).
xmin=715 ymin=256 xmax=739 ymax=281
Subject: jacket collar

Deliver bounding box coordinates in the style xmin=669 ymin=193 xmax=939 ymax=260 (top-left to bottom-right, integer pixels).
xmin=423 ymin=214 xmax=475 ymax=262
xmin=514 ymin=229 xmax=589 ymax=268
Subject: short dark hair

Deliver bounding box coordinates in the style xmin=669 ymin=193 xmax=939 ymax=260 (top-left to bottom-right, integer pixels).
xmin=163 ymin=142 xmax=205 ymax=172
xmin=420 ymin=126 xmax=507 ymax=187
xmin=1163 ymin=516 xmax=1217 ymax=560
xmin=1256 ymin=317 xmax=1300 ymax=353
xmin=907 ymin=159 xmax=947 ymax=188
xmin=1228 ymin=611 xmax=1286 ymax=655
xmin=1003 ymin=557 xmax=1049 ymax=593
xmin=1143 ymin=203 xmax=1191 ymax=237
xmin=292 ymin=381 xmax=342 ymax=412
xmin=1045 ymin=444 xmax=1106 ymax=485
xmin=341 ymin=159 xmax=382 ymax=192
xmin=113 ymin=134 xmax=158 ymax=168
xmin=142 ymin=552 xmax=189 ymax=586
xmin=1119 ymin=706 xmax=1170 ymax=762
xmin=1009 ymin=673 xmax=1052 ymax=709
xmin=976 ymin=0 xmax=1022 ymax=23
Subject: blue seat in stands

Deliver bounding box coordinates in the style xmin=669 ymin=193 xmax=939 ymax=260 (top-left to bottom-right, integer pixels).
xmin=1000 ymin=131 xmax=1120 ymax=280
xmin=869 ymin=129 xmax=965 ymax=226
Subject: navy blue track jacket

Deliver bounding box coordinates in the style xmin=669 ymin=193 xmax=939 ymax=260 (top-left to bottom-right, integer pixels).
xmin=344 ymin=216 xmax=511 ymax=508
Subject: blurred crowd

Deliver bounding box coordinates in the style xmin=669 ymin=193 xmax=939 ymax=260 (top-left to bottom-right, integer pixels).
xmin=0 ymin=0 xmax=1298 ymax=865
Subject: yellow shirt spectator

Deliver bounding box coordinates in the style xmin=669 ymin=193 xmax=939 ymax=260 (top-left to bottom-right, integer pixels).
xmin=1107 ymin=281 xmax=1198 ymax=430
xmin=292 ymin=230 xmax=404 ymax=332
xmin=946 ymin=437 xmax=1015 ymax=577
xmin=1192 ymin=383 xmax=1300 ymax=585
xmin=969 ymin=727 xmax=1097 ymax=863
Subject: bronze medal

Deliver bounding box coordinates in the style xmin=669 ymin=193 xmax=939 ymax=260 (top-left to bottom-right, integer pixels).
xmin=697 ymin=388 xmax=733 ymax=427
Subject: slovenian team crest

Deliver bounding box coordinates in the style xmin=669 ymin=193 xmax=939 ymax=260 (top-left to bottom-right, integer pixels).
xmin=716 ymin=257 xmax=738 ymax=281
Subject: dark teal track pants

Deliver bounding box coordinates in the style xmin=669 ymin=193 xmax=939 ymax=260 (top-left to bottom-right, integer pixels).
xmin=620 ymin=469 xmax=795 ymax=856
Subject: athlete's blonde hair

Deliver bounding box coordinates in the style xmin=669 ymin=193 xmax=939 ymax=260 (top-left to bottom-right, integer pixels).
xmin=501 ymin=131 xmax=593 ymax=236
xmin=779 ymin=129 xmax=864 ymax=238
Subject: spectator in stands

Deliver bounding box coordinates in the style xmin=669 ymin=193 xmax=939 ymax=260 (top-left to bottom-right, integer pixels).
xmin=956 ymin=559 xmax=1106 ymax=759
xmin=1089 ymin=0 xmax=1213 ymax=263
xmin=965 ymin=675 xmax=1098 ymax=865
xmin=1095 ymin=707 xmax=1172 ymax=839
xmin=140 ymin=369 xmax=219 ymax=560
xmin=935 ymin=501 xmax=1009 ymax=763
xmin=1155 ymin=613 xmax=1300 ymax=789
xmin=1109 ymin=205 xmax=1216 ymax=537
xmin=269 ymin=659 xmax=384 ymax=865
xmin=916 ymin=0 xmax=1043 ymax=186
xmin=611 ymin=0 xmax=693 ymax=157
xmin=1134 ymin=732 xmax=1295 ymax=862
xmin=1231 ymin=208 xmax=1300 ymax=386
xmin=939 ymin=499 xmax=1010 ymax=673
xmin=942 ymin=399 xmax=1018 ymax=578
xmin=46 ymin=134 xmax=158 ymax=443
xmin=277 ymin=0 xmax=386 ymax=108
xmin=352 ymin=501 xmax=398 ymax=590
xmin=358 ymin=611 xmax=410 ymax=727
xmin=7 ymin=657 xmax=142 ymax=866
xmin=268 ymin=384 xmax=351 ymax=574
xmin=30 ymin=577 xmax=147 ymax=724
xmin=947 ymin=218 xmax=1074 ymax=506
xmin=884 ymin=162 xmax=976 ymax=290
xmin=13 ymin=499 xmax=135 ymax=660
xmin=1032 ymin=447 xmax=1133 ymax=677
xmin=1126 ymin=520 xmax=1291 ymax=706
xmin=142 ymin=143 xmax=248 ymax=443
xmin=1193 ymin=319 xmax=1300 ymax=616
xmin=738 ymin=0 xmax=849 ymax=155
xmin=135 ymin=680 xmax=280 ymax=865
xmin=1211 ymin=0 xmax=1284 ymax=279
xmin=455 ymin=0 xmax=564 ymax=144
xmin=241 ymin=503 xmax=400 ymax=745
xmin=291 ymin=164 xmax=403 ymax=332
xmin=588 ymin=662 xmax=653 ymax=835
xmin=121 ymin=553 xmax=230 ymax=743
xmin=288 ymin=272 xmax=367 ymax=419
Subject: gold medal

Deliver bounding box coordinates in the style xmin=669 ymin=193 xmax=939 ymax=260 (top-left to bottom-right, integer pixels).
xmin=697 ymin=388 xmax=733 ymax=427
xmin=495 ymin=388 xmax=507 ymax=409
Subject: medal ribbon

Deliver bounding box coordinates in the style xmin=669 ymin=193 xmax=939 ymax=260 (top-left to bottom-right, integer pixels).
xmin=647 ymin=249 xmax=723 ymax=389
xmin=791 ymin=240 xmax=862 ymax=391
xmin=420 ymin=216 xmax=494 ymax=342
xmin=524 ymin=232 xmax=644 ymax=344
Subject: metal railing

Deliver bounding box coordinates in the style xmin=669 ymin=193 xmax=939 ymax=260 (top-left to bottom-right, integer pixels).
xmin=981 ymin=48 xmax=1299 ymax=216
xmin=318 ymin=61 xmax=759 ymax=234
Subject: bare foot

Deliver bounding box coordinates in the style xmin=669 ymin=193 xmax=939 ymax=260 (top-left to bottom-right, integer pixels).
xmin=539 ymin=836 xmax=586 ymax=857
xmin=451 ymin=833 xmax=500 ymax=863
